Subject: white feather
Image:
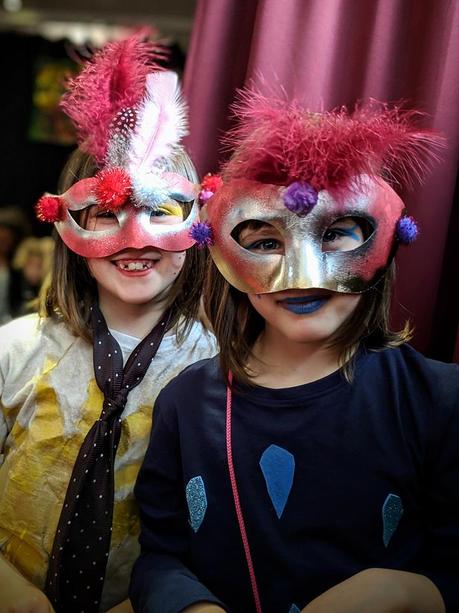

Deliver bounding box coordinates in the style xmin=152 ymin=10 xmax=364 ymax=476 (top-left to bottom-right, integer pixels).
xmin=128 ymin=71 xmax=188 ymax=173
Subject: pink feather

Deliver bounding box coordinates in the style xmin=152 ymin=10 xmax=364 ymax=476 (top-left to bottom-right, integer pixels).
xmin=222 ymin=91 xmax=445 ymax=192
xmin=60 ymin=31 xmax=165 ymax=165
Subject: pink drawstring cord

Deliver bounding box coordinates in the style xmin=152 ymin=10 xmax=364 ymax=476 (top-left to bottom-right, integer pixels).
xmin=226 ymin=370 xmax=263 ymax=613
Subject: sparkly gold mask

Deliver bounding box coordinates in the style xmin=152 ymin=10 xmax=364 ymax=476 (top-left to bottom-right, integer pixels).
xmin=200 ymin=177 xmax=404 ymax=294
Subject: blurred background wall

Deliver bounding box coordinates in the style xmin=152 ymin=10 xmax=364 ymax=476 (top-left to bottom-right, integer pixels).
xmin=0 ymin=0 xmax=196 ymax=237
xmin=0 ymin=0 xmax=457 ymax=361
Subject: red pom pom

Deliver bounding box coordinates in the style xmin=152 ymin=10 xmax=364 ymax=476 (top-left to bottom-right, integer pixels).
xmin=201 ymin=173 xmax=223 ymax=192
xmin=95 ymin=167 xmax=132 ymax=210
xmin=35 ymin=195 xmax=64 ymax=223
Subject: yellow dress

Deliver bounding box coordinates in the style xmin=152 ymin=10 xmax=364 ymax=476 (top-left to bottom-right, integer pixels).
xmin=0 ymin=313 xmax=216 ymax=610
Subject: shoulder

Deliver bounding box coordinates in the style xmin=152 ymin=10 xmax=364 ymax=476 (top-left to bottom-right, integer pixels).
xmin=160 ymin=321 xmax=217 ymax=364
xmin=0 ymin=314 xmax=43 ymax=360
xmin=153 ymin=356 xmax=226 ymax=438
xmin=154 ymin=355 xmax=223 ymax=422
xmin=0 ymin=312 xmax=41 ymax=340
xmin=161 ymin=354 xmax=222 ymax=398
xmin=175 ymin=320 xmax=218 ymax=354
xmin=358 ymin=344 xmax=459 ymax=425
xmin=0 ymin=313 xmax=77 ymax=368
xmin=362 ymin=344 xmax=459 ymax=393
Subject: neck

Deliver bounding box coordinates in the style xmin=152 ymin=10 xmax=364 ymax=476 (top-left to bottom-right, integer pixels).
xmin=248 ymin=325 xmax=342 ymax=388
xmin=97 ymin=290 xmax=168 ymax=339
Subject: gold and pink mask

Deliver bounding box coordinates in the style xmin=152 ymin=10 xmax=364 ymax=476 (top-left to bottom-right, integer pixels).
xmin=196 ymin=95 xmax=443 ymax=295
xmin=201 ymin=176 xmax=406 ymax=294
xmin=35 ymin=35 xmax=201 ymax=258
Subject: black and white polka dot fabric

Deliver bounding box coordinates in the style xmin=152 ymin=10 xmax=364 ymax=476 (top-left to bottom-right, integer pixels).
xmin=45 ymin=303 xmax=172 ymax=612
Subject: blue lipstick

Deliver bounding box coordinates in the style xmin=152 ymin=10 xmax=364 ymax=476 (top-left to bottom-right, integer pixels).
xmin=280 ymin=295 xmax=329 ymax=314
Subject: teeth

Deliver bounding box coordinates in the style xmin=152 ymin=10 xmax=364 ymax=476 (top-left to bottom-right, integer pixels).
xmin=117 ymin=261 xmax=153 ymax=271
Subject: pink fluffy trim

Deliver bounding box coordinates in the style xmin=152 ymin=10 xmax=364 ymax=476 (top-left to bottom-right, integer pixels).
xmin=60 ymin=31 xmax=165 ymax=165
xmin=222 ymin=90 xmax=445 ymax=191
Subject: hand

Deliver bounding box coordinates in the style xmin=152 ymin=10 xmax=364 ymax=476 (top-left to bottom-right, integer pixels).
xmin=301 ymin=568 xmax=445 ymax=613
xmin=0 ymin=554 xmax=54 ymax=613
xmin=0 ymin=584 xmax=54 ymax=613
xmin=104 ymin=599 xmax=134 ymax=613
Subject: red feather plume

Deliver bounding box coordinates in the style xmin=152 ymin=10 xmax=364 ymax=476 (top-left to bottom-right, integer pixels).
xmin=222 ymin=90 xmax=445 ymax=192
xmin=60 ymin=30 xmax=165 ymax=166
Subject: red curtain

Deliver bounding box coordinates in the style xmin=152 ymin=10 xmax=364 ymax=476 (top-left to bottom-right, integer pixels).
xmin=183 ymin=0 xmax=459 ymax=362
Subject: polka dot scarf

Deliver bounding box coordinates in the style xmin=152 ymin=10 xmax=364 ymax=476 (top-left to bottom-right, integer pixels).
xmin=45 ymin=303 xmax=172 ymax=612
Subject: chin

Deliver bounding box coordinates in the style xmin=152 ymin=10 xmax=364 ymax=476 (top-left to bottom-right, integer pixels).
xmin=273 ymin=316 xmax=339 ymax=343
xmin=117 ymin=292 xmax=158 ymax=306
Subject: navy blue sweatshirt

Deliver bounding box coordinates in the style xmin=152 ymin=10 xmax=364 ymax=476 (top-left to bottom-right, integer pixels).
xmin=130 ymin=345 xmax=459 ymax=613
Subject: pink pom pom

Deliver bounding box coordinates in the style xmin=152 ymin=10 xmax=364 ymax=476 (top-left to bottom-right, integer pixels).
xmin=201 ymin=173 xmax=223 ymax=192
xmin=199 ymin=173 xmax=223 ymax=205
xmin=95 ymin=168 xmax=132 ymax=210
xmin=35 ymin=195 xmax=64 ymax=223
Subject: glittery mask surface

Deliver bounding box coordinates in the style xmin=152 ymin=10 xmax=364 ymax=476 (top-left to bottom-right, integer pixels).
xmin=201 ymin=177 xmax=404 ymax=294
xmin=54 ymin=178 xmax=199 ymax=257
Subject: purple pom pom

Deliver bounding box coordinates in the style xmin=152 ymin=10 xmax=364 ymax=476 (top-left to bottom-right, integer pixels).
xmin=396 ymin=215 xmax=419 ymax=244
xmin=283 ymin=181 xmax=318 ymax=216
xmin=189 ymin=221 xmax=214 ymax=248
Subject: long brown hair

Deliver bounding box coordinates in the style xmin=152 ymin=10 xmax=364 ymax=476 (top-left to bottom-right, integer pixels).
xmin=203 ymin=259 xmax=412 ymax=386
xmin=40 ymin=148 xmax=207 ymax=342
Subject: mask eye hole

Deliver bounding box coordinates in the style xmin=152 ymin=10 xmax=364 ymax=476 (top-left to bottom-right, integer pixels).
xmin=82 ymin=205 xmax=120 ymax=231
xmin=149 ymin=201 xmax=184 ymax=225
xmin=232 ymin=220 xmax=284 ymax=254
xmin=322 ymin=216 xmax=373 ymax=252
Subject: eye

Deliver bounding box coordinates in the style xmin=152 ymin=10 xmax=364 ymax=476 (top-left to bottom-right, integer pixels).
xmin=233 ymin=220 xmax=284 ymax=254
xmin=150 ymin=203 xmax=183 ymax=219
xmin=322 ymin=217 xmax=367 ymax=252
xmin=150 ymin=209 xmax=168 ymax=218
xmin=96 ymin=210 xmax=117 ymax=219
xmin=244 ymin=238 xmax=282 ymax=251
xmin=323 ymin=226 xmax=359 ymax=242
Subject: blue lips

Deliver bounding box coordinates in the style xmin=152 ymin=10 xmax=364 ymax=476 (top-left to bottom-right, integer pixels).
xmin=281 ymin=295 xmax=328 ymax=314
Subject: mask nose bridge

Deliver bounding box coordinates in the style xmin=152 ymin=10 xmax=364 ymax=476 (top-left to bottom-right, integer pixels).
xmin=121 ymin=206 xmax=152 ymax=249
xmin=283 ymin=231 xmax=321 ymax=289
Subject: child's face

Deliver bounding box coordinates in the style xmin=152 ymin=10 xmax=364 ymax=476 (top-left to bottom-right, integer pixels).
xmin=240 ymin=218 xmax=364 ymax=344
xmin=85 ymin=203 xmax=186 ymax=307
xmin=202 ymin=177 xmax=403 ymax=295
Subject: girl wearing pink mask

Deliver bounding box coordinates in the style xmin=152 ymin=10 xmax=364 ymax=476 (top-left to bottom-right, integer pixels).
xmin=0 ymin=34 xmax=216 ymax=613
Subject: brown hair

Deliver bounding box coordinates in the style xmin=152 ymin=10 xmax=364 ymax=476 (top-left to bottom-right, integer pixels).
xmin=39 ymin=148 xmax=207 ymax=342
xmin=203 ymin=259 xmax=412 ymax=387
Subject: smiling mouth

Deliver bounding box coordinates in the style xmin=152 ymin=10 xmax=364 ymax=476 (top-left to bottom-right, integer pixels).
xmin=112 ymin=259 xmax=156 ymax=271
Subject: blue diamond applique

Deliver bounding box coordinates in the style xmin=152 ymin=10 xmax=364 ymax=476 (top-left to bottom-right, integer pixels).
xmin=259 ymin=444 xmax=295 ymax=519
xmin=186 ymin=476 xmax=207 ymax=533
xmin=382 ymin=493 xmax=403 ymax=547
xmin=288 ymin=605 xmax=301 ymax=613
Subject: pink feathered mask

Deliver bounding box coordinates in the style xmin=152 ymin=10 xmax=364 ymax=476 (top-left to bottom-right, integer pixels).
xmin=35 ymin=32 xmax=199 ymax=257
